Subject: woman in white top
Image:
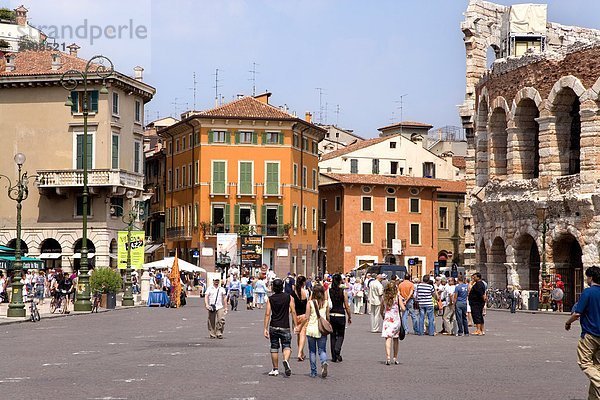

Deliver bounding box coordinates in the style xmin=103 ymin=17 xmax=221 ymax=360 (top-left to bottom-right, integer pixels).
xmin=305 ymin=284 xmax=330 ymax=378
xmin=352 ymin=278 xmax=364 ymax=314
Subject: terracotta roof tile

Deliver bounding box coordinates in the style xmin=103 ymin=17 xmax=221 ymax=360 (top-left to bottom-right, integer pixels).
xmin=452 ymin=156 xmax=466 ymax=169
xmin=320 ymin=135 xmax=389 ymax=161
xmin=0 ymin=50 xmax=92 ymax=76
xmin=197 ymin=96 xmax=295 ymax=120
xmin=378 ymin=121 xmax=433 ymax=131
xmin=321 ymin=173 xmax=466 ymax=194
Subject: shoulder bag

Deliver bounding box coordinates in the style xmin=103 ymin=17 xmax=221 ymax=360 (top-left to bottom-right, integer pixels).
xmin=397 ymin=295 xmax=406 ymax=341
xmin=313 ymin=300 xmax=333 ymax=336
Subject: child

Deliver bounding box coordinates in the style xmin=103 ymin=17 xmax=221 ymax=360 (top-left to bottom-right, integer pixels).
xmin=245 ymin=277 xmax=254 ymax=310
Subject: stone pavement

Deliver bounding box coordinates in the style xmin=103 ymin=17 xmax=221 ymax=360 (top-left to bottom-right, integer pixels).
xmin=0 ymin=297 xmax=589 ymax=400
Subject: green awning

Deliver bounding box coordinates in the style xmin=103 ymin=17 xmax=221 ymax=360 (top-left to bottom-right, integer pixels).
xmin=0 ymin=245 xmax=15 ymax=253
xmin=0 ymin=255 xmax=44 ymax=270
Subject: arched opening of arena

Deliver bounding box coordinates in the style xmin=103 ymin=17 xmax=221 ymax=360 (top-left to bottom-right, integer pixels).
xmin=476 ymin=98 xmax=489 ymax=186
xmin=551 ymin=233 xmax=583 ymax=312
xmin=552 ymin=88 xmax=581 ymax=176
xmin=513 ymin=234 xmax=540 ymax=290
xmin=488 ymin=237 xmax=507 ymax=289
xmin=514 ymin=98 xmax=540 ymax=179
xmin=489 ymin=107 xmax=508 ymax=178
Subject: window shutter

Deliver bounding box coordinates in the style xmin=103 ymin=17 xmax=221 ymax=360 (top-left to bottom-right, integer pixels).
xmin=112 ymin=135 xmax=119 ymax=169
xmin=90 ymin=90 xmax=99 ymax=112
xmin=235 ymin=131 xmax=240 ymax=144
xmin=262 ymin=132 xmax=267 ymax=145
xmin=278 ymin=132 xmax=284 ymax=145
xmin=86 ymin=135 xmax=93 ymax=169
xmin=261 ymin=205 xmax=267 ymax=227
xmin=71 ymin=91 xmax=79 ymax=113
xmin=225 ymin=131 xmax=231 ymax=144
xmin=422 ymin=163 xmax=427 ymax=177
xmin=234 ymin=204 xmax=240 ymax=227
xmin=224 ymin=204 xmax=230 ymax=231
xmin=432 ymin=164 xmax=436 ymax=178
xmin=208 ymin=131 xmax=213 ymax=144
xmin=252 ymin=132 xmax=258 ymax=144
xmin=76 ymin=135 xmax=83 ymax=169
xmin=277 ymin=204 xmax=284 ymax=235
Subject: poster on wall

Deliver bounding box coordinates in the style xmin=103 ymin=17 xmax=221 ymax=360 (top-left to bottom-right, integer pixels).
xmin=216 ymin=233 xmax=238 ymax=266
xmin=117 ymin=230 xmax=145 ymax=269
xmin=240 ymin=235 xmax=263 ymax=269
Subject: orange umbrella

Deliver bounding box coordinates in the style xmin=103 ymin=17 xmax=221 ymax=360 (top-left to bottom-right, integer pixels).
xmin=170 ymin=251 xmax=182 ymax=308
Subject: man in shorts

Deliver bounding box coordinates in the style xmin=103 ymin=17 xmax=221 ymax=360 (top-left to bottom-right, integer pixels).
xmin=263 ymin=278 xmax=297 ymax=377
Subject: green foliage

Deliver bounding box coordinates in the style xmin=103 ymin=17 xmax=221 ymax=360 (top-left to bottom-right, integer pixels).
xmin=90 ymin=267 xmax=122 ymax=294
xmin=0 ymin=8 xmax=15 ymax=22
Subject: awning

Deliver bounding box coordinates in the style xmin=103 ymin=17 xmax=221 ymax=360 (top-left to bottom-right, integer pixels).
xmin=39 ymin=253 xmax=62 ymax=259
xmin=0 ymin=255 xmax=44 ymax=270
xmin=73 ymin=253 xmax=96 ymax=259
xmin=144 ymin=244 xmax=163 ymax=254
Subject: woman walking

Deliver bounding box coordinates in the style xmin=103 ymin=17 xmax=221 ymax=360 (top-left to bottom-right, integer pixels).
xmin=254 ymin=277 xmax=268 ymax=309
xmin=305 ymin=284 xmax=329 ymax=378
xmin=329 ymin=274 xmax=352 ymax=363
xmin=352 ymin=278 xmax=364 ymax=314
xmin=381 ymin=281 xmax=406 ymax=365
xmin=291 ymin=275 xmax=309 ymax=361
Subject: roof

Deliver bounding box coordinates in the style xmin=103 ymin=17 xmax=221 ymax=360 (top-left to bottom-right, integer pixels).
xmin=452 ymin=156 xmax=466 ymax=169
xmin=320 ymin=135 xmax=390 ymax=161
xmin=321 ymin=173 xmax=466 ymax=194
xmin=197 ymin=96 xmax=296 ymax=120
xmin=0 ymin=50 xmax=91 ymax=76
xmin=378 ymin=121 xmax=434 ymax=132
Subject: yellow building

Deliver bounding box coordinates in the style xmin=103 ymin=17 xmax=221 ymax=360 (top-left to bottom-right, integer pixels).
xmin=159 ymin=93 xmax=325 ymax=277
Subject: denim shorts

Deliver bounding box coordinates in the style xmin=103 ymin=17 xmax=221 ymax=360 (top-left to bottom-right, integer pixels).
xmin=269 ymin=327 xmax=292 ymax=353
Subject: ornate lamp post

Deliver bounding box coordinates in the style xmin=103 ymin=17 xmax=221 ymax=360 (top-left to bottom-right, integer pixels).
xmin=111 ymin=190 xmax=146 ymax=306
xmin=535 ymin=205 xmax=548 ymax=281
xmin=60 ymin=55 xmax=114 ymax=312
xmin=1 ymin=153 xmax=35 ymax=317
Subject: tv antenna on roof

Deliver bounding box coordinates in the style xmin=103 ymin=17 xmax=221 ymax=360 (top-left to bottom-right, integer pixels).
xmin=249 ymin=62 xmax=259 ymax=96
xmin=394 ymin=94 xmax=408 ymax=135
xmin=335 ymin=104 xmax=341 ymax=126
xmin=189 ymin=72 xmax=197 ymax=110
xmin=214 ymin=68 xmax=222 ymax=106
xmin=315 ymin=87 xmax=325 ymax=124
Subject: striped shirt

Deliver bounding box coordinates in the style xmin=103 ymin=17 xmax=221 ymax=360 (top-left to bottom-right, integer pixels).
xmin=415 ymin=283 xmax=435 ymax=306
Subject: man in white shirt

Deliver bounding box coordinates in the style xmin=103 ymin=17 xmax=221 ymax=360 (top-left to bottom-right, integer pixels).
xmin=204 ymin=278 xmax=228 ymax=339
xmin=368 ymin=274 xmax=384 ymax=333
xmin=442 ymin=277 xmax=457 ymax=335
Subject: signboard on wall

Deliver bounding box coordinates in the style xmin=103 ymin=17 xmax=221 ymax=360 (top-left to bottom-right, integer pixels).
xmin=240 ymin=235 xmax=262 ymax=267
xmin=216 ymin=233 xmax=238 ymax=266
xmin=117 ymin=230 xmax=145 ymax=269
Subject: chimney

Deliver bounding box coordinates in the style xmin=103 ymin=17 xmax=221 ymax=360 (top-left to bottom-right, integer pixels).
xmin=236 ymin=94 xmax=244 ymax=99
xmin=51 ymin=53 xmax=61 ymax=70
xmin=254 ymin=91 xmax=271 ymax=104
xmin=67 ymin=43 xmax=80 ymax=57
xmin=5 ymin=54 xmax=15 ymax=72
xmin=14 ymin=5 xmax=28 ymax=26
xmin=133 ymin=66 xmax=144 ymax=81
xmin=305 ymin=112 xmax=312 ymax=123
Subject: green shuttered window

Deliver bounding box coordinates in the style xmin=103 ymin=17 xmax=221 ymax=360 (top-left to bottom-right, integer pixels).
xmin=212 ymin=161 xmax=226 ymax=194
xmin=265 ymin=162 xmax=279 ymax=195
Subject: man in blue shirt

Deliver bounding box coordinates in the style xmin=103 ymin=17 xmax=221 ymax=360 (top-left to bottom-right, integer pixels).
xmin=453 ymin=276 xmax=470 ymax=336
xmin=565 ymin=265 xmax=600 ymax=399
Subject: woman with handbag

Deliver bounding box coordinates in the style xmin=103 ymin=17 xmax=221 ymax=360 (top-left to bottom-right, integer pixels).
xmin=381 ymin=281 xmax=406 ymax=365
xmin=329 ymin=274 xmax=352 ymax=363
xmin=305 ymin=284 xmax=330 ymax=378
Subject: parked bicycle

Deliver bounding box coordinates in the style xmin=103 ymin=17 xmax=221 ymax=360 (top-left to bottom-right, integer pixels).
xmin=27 ymin=292 xmax=40 ymax=322
xmin=486 ymin=288 xmax=510 ymax=309
xmin=50 ymin=289 xmax=69 ymax=314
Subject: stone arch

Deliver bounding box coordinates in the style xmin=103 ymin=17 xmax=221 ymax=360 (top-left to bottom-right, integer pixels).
xmin=488 ymin=104 xmax=509 ymax=179
xmin=547 ymin=75 xmax=586 ymax=106
xmin=488 ymin=236 xmax=507 ymax=288
xmin=513 ymin=234 xmax=540 ymax=290
xmin=109 ymin=238 xmax=117 ymax=269
xmin=475 ymin=92 xmax=489 ymax=186
xmin=551 ymin=232 xmax=584 ymax=311
xmin=5 ymin=238 xmax=29 ymax=254
xmin=512 ymin=91 xmax=541 ymax=179
xmin=581 ymin=76 xmax=600 ymax=103
xmin=477 ymin=238 xmax=488 ymax=278
xmin=551 ymin=85 xmax=582 ymax=176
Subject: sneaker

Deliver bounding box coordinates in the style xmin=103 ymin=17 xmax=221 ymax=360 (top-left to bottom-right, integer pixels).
xmin=282 ymin=360 xmax=291 ymax=376
xmin=268 ymin=369 xmax=279 ymax=376
xmin=321 ymin=363 xmax=328 ymax=378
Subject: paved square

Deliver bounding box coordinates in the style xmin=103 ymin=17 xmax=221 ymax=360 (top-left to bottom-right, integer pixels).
xmin=0 ymin=298 xmax=588 ymax=400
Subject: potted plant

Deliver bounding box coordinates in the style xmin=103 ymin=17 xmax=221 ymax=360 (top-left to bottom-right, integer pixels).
xmin=90 ymin=267 xmax=122 ymax=309
xmin=200 ymin=221 xmax=210 ymax=237
xmin=282 ymin=223 xmax=292 ymax=236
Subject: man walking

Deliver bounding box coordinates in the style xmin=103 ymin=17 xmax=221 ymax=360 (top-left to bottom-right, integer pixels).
xmin=441 ymin=277 xmax=457 ymax=335
xmin=226 ymin=274 xmax=242 ymax=311
xmin=416 ymin=275 xmax=437 ymax=336
xmin=399 ymin=274 xmax=419 ymax=334
xmin=205 ymin=278 xmax=227 ymax=339
xmin=264 ymin=278 xmax=296 ymax=377
xmin=565 ymin=266 xmax=600 ymax=399
xmin=368 ymin=274 xmax=384 ymax=333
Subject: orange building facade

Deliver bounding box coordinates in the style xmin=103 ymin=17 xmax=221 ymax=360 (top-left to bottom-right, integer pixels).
xmin=159 ymin=94 xmax=324 ymax=277
xmin=319 ymin=173 xmax=465 ymax=278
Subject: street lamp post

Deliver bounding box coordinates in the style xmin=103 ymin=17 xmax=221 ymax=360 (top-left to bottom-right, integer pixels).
xmin=60 ymin=55 xmax=114 ymax=312
xmin=1 ymin=153 xmax=35 ymax=317
xmin=111 ymin=190 xmax=145 ymax=307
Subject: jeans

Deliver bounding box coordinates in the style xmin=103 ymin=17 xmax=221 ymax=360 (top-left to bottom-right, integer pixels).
xmin=419 ymin=305 xmax=435 ymax=336
xmin=330 ymin=315 xmax=346 ymax=361
xmin=402 ymin=298 xmax=419 ymax=334
xmin=510 ymin=298 xmax=517 ymax=313
xmin=455 ymin=301 xmax=469 ymax=335
xmin=307 ymin=335 xmax=328 ymax=376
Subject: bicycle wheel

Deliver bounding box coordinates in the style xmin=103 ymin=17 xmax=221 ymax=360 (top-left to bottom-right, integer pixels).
xmin=50 ymin=298 xmax=57 ymax=314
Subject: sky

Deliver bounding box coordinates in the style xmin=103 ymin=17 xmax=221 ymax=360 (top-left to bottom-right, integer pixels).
xmin=3 ymin=0 xmax=600 ymax=139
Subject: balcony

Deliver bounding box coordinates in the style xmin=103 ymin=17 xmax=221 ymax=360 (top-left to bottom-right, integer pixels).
xmin=166 ymin=226 xmax=192 ymax=240
xmin=381 ymin=239 xmax=406 ymax=256
xmin=37 ymin=169 xmax=144 ymax=195
xmin=206 ymin=224 xmax=288 ymax=237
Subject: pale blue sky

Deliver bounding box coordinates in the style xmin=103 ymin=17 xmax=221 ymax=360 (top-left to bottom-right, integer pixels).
xmin=4 ymin=0 xmax=600 ymax=138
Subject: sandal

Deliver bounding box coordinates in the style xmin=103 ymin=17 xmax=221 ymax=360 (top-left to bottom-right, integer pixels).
xmin=385 ymin=359 xmax=391 ymax=365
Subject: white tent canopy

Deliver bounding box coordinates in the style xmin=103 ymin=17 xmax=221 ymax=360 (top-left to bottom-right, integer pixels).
xmin=142 ymin=257 xmax=206 ymax=273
